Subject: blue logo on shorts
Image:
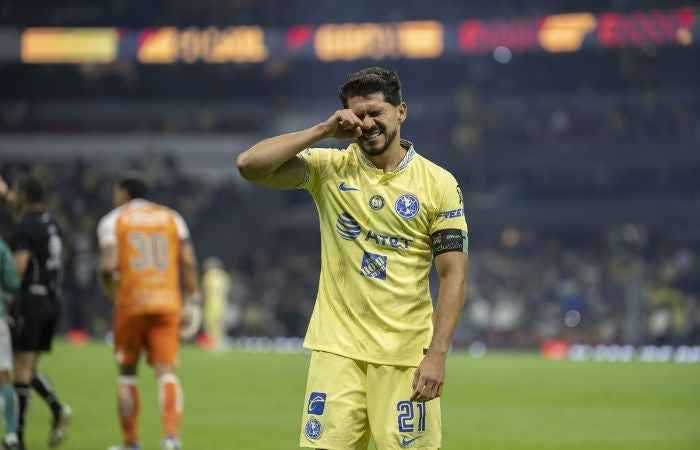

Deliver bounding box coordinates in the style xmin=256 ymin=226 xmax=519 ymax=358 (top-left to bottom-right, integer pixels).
xmin=308 ymin=392 xmax=327 ymax=415
xmin=305 ymin=417 xmax=322 ymax=439
xmin=395 ymin=194 xmax=420 ymax=219
xmin=360 ymin=251 xmax=387 ymax=280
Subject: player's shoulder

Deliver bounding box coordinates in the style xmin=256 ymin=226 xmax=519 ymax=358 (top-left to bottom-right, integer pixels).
xmin=157 ymin=203 xmax=186 ymax=224
xmin=302 ymin=145 xmax=352 ymax=162
xmin=97 ymin=204 xmax=125 ymax=228
xmin=412 ymin=153 xmax=458 ymax=185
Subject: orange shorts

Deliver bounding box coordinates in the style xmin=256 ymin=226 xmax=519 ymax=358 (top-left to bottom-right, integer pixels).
xmin=113 ymin=313 xmax=180 ymax=366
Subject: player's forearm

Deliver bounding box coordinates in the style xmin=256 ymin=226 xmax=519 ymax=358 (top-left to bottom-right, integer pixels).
xmin=98 ymin=270 xmax=116 ymax=299
xmin=237 ymin=123 xmax=330 ymax=181
xmin=12 ymin=250 xmax=30 ymax=279
xmin=180 ymin=242 xmax=200 ymax=303
xmin=427 ymin=269 xmax=467 ymax=358
xmin=182 ymin=268 xmax=199 ymax=302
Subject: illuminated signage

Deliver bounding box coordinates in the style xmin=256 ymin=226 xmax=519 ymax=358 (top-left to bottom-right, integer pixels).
xmin=139 ymin=26 xmax=268 ymax=64
xmin=538 ymin=13 xmax=597 ymax=52
xmin=597 ymin=9 xmax=695 ymax=48
xmin=8 ymin=9 xmax=697 ymax=65
xmin=21 ymin=28 xmax=118 ymax=63
xmin=458 ymin=9 xmax=695 ymax=54
xmin=314 ymin=21 xmax=443 ymax=61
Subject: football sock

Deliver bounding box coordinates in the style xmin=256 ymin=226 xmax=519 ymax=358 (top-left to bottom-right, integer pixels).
xmin=13 ymin=383 xmax=30 ymax=445
xmin=157 ymin=373 xmax=182 ymax=438
xmin=31 ymin=372 xmax=63 ymax=419
xmin=117 ymin=376 xmax=140 ymax=446
xmin=0 ymin=383 xmax=18 ymax=435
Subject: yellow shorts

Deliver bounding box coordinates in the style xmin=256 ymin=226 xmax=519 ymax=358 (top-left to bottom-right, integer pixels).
xmin=299 ymin=351 xmax=441 ymax=450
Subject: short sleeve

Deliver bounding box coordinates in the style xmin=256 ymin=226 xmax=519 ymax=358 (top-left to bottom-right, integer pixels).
xmin=429 ymin=174 xmax=469 ymax=254
xmin=0 ymin=240 xmax=20 ymax=293
xmin=97 ymin=210 xmax=119 ymax=247
xmin=8 ymin=222 xmax=31 ymax=252
xmin=172 ymin=211 xmax=191 ymax=241
xmin=294 ymin=147 xmax=333 ymax=193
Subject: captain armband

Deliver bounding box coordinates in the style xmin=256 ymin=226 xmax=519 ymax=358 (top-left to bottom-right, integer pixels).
xmin=431 ymin=229 xmax=469 ymax=256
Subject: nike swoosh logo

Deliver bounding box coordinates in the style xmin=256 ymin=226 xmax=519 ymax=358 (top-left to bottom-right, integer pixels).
xmin=338 ymin=182 xmax=360 ymax=192
xmin=401 ymin=435 xmax=422 ymax=446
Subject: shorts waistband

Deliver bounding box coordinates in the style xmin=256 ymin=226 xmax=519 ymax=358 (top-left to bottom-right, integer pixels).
xmin=28 ymin=284 xmax=49 ymax=296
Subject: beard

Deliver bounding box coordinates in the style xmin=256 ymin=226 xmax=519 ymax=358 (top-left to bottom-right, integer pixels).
xmin=356 ymin=126 xmax=399 ymax=157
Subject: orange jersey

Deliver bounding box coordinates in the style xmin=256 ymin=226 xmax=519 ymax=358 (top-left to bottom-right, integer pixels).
xmin=98 ymin=200 xmax=190 ymax=315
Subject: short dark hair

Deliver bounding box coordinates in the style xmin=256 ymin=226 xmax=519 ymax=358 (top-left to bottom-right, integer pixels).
xmin=338 ymin=67 xmax=402 ymax=108
xmin=117 ymin=171 xmax=148 ymax=200
xmin=17 ymin=176 xmax=43 ymax=203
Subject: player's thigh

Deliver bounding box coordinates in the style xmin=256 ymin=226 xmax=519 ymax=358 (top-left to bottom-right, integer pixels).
xmin=0 ymin=320 xmax=13 ymax=372
xmin=113 ymin=313 xmax=148 ymax=365
xmin=367 ymin=364 xmax=441 ymax=450
xmin=300 ymin=351 xmax=371 ymax=450
xmin=144 ymin=314 xmax=180 ymax=366
xmin=11 ymin=294 xmax=47 ymax=352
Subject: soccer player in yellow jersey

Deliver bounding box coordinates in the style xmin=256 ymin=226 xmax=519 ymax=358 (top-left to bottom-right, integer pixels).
xmin=237 ymin=67 xmax=468 ymax=449
xmin=202 ymin=257 xmax=231 ymax=350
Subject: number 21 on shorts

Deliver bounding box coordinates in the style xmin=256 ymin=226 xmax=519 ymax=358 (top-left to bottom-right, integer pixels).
xmin=397 ymin=400 xmax=426 ymax=433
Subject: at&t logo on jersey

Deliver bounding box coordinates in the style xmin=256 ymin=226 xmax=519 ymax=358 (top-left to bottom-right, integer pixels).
xmin=336 ymin=212 xmax=361 ymax=241
xmin=395 ymin=194 xmax=420 ymax=219
xmin=305 ymin=417 xmax=322 ymax=440
xmin=307 ymin=392 xmax=327 ymax=415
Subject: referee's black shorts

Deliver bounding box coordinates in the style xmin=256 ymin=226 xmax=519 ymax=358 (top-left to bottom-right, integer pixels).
xmin=11 ymin=292 xmax=61 ymax=352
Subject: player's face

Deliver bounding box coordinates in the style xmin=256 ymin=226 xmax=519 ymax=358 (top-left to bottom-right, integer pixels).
xmin=347 ymin=92 xmax=406 ymax=157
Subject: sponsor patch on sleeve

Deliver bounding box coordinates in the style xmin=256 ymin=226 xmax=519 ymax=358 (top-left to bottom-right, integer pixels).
xmin=431 ymin=228 xmax=468 ymax=256
xmin=436 ymin=208 xmax=464 ymax=219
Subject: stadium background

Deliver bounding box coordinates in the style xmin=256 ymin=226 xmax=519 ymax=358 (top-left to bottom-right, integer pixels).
xmin=0 ymin=0 xmax=699 ymax=448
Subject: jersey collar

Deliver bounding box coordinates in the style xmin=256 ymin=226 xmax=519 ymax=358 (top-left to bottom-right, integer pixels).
xmin=357 ymin=139 xmax=416 ymax=173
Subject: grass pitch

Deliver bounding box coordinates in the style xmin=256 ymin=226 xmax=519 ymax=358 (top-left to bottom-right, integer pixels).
xmin=19 ymin=341 xmax=700 ymax=449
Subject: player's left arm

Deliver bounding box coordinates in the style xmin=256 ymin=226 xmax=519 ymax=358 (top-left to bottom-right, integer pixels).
xmin=179 ymin=239 xmax=201 ymax=330
xmin=12 ymin=249 xmax=30 ymax=279
xmin=411 ymin=248 xmax=468 ymax=403
xmin=98 ymin=244 xmax=118 ymax=299
xmin=0 ymin=242 xmax=21 ymax=294
xmin=179 ymin=239 xmax=200 ymax=304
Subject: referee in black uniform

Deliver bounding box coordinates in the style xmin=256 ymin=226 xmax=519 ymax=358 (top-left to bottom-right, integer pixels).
xmin=2 ymin=176 xmax=72 ymax=449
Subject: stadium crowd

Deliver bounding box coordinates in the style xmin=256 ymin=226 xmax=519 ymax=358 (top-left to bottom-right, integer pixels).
xmin=1 ymin=155 xmax=698 ymax=349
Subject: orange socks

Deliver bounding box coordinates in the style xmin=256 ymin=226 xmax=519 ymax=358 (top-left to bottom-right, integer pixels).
xmin=157 ymin=374 xmax=183 ymax=438
xmin=117 ymin=376 xmax=140 ymax=446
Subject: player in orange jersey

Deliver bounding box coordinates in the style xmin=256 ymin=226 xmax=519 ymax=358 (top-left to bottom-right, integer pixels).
xmin=97 ymin=172 xmax=200 ymax=450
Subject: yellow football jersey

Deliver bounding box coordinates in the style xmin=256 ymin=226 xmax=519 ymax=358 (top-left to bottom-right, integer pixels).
xmin=297 ymin=140 xmax=468 ymax=367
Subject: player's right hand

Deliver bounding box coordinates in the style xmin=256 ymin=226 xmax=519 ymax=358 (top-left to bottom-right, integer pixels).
xmin=0 ymin=176 xmax=8 ymax=198
xmin=323 ymin=109 xmax=364 ymax=140
xmin=180 ymin=293 xmax=202 ymax=340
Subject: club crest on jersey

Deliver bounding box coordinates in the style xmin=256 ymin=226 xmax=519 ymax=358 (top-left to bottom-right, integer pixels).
xmin=369 ymin=195 xmax=385 ymax=211
xmin=361 ymin=251 xmax=387 ymax=280
xmin=395 ymin=194 xmax=420 ymax=219
xmin=308 ymin=392 xmax=327 ymax=415
xmin=305 ymin=417 xmax=322 ymax=440
xmin=336 ymin=212 xmax=361 ymax=241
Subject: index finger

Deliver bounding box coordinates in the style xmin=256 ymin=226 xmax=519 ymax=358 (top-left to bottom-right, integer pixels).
xmin=337 ymin=110 xmax=363 ymax=128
